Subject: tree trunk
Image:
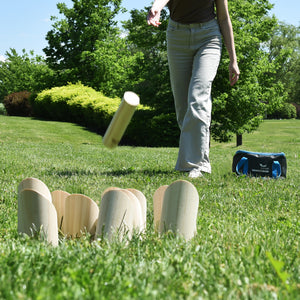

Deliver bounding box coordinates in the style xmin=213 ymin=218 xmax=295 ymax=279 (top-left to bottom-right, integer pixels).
xmin=236 ymin=134 xmax=242 ymax=147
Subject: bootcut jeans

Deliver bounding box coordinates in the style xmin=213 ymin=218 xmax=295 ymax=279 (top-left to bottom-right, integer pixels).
xmin=167 ymin=18 xmax=222 ymax=173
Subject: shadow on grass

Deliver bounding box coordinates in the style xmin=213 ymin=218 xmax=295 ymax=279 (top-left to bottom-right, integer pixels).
xmin=46 ymin=168 xmax=178 ymax=178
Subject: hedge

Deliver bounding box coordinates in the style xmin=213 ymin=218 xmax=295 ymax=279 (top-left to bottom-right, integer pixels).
xmin=32 ymin=83 xmax=179 ymax=147
xmin=267 ymin=102 xmax=297 ymax=120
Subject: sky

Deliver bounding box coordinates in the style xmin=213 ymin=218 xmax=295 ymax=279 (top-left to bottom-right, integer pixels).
xmin=0 ymin=0 xmax=299 ymax=61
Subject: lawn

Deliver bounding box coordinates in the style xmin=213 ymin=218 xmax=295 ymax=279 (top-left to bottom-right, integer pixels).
xmin=0 ymin=116 xmax=299 ymax=299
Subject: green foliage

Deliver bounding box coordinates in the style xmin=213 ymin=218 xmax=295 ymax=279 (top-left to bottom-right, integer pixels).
xmin=3 ymin=91 xmax=33 ymax=117
xmin=33 ymin=83 xmax=121 ymax=131
xmin=122 ymin=0 xmax=287 ymax=144
xmin=44 ymin=0 xmax=123 ymax=87
xmin=268 ymin=22 xmax=300 ymax=104
xmin=149 ymin=112 xmax=179 ymax=146
xmin=212 ymin=0 xmax=287 ymax=142
xmin=0 ymin=103 xmax=7 ymax=115
xmin=267 ymin=102 xmax=297 ymax=119
xmin=0 ymin=49 xmax=56 ymax=102
xmin=0 ymin=116 xmax=299 ymax=299
xmin=123 ymin=8 xmax=172 ymax=113
xmin=32 ymin=83 xmax=170 ymax=146
xmin=83 ymin=35 xmax=144 ymax=97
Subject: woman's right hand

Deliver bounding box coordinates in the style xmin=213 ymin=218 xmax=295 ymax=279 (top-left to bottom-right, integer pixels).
xmin=147 ymin=8 xmax=161 ymax=27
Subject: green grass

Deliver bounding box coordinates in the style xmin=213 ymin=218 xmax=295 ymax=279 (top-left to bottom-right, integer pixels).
xmin=0 ymin=116 xmax=299 ymax=299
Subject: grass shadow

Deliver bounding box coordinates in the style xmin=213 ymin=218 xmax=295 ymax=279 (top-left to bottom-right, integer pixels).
xmin=46 ymin=167 xmax=178 ymax=178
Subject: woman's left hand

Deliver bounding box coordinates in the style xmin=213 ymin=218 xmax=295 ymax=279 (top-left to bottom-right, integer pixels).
xmin=229 ymin=61 xmax=240 ymax=86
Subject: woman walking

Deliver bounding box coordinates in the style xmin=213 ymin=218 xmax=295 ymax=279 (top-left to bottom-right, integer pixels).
xmin=147 ymin=0 xmax=240 ymax=178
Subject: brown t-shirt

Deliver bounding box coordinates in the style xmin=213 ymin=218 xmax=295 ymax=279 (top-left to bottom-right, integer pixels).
xmin=167 ymin=0 xmax=216 ymax=24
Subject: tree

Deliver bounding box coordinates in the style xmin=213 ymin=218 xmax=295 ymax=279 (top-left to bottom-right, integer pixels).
xmin=123 ymin=0 xmax=287 ymax=143
xmin=267 ymin=22 xmax=300 ymax=104
xmin=211 ymin=0 xmax=287 ymax=141
xmin=43 ymin=0 xmax=123 ymax=88
xmin=0 ymin=49 xmax=55 ymax=102
xmin=123 ymin=8 xmax=172 ymax=113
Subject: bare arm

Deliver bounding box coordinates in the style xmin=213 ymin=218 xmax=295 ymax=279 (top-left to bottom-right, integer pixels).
xmin=215 ymin=0 xmax=240 ymax=86
xmin=147 ymin=0 xmax=170 ymax=27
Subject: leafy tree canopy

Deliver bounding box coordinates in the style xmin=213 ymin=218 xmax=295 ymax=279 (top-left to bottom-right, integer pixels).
xmin=43 ymin=0 xmax=123 ymax=86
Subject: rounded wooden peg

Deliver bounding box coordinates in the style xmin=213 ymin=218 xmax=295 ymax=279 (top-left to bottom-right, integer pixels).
xmin=63 ymin=194 xmax=99 ymax=238
xmin=96 ymin=190 xmax=135 ymax=241
xmin=18 ymin=189 xmax=58 ymax=246
xmin=102 ymin=91 xmax=140 ymax=149
xmin=123 ymin=189 xmax=144 ymax=232
xmin=18 ymin=177 xmax=52 ymax=202
xmin=51 ymin=190 xmax=70 ymax=231
xmin=127 ymin=188 xmax=147 ymax=231
xmin=159 ymin=180 xmax=199 ymax=241
xmin=153 ymin=185 xmax=168 ymax=232
xmin=18 ymin=178 xmax=52 ymax=234
xmin=101 ymin=187 xmax=121 ymax=199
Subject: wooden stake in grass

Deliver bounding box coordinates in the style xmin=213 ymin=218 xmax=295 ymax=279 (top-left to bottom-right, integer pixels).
xmin=18 ymin=189 xmax=58 ymax=246
xmin=96 ymin=189 xmax=136 ymax=241
xmin=159 ymin=180 xmax=199 ymax=241
xmin=153 ymin=185 xmax=168 ymax=232
xmin=51 ymin=190 xmax=70 ymax=231
xmin=63 ymin=194 xmax=99 ymax=238
xmin=18 ymin=177 xmax=52 ymax=203
xmin=127 ymin=188 xmax=147 ymax=231
xmin=102 ymin=91 xmax=140 ymax=149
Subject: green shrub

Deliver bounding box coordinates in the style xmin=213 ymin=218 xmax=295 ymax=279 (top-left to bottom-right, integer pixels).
xmin=291 ymin=102 xmax=300 ymax=119
xmin=32 ymin=83 xmax=179 ymax=147
xmin=267 ymin=103 xmax=297 ymax=119
xmin=0 ymin=103 xmax=6 ymax=115
xmin=33 ymin=83 xmax=120 ymax=131
xmin=3 ymin=91 xmax=32 ymax=117
xmin=149 ymin=113 xmax=179 ymax=147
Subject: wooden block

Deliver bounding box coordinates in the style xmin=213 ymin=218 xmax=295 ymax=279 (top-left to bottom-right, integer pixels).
xmin=96 ymin=190 xmax=135 ymax=241
xmin=63 ymin=194 xmax=99 ymax=238
xmin=18 ymin=177 xmax=52 ymax=201
xmin=101 ymin=187 xmax=121 ymax=199
xmin=123 ymin=189 xmax=144 ymax=232
xmin=18 ymin=189 xmax=58 ymax=246
xmin=153 ymin=185 xmax=168 ymax=231
xmin=159 ymin=180 xmax=199 ymax=241
xmin=18 ymin=178 xmax=52 ymax=234
xmin=51 ymin=190 xmax=70 ymax=231
xmin=127 ymin=188 xmax=147 ymax=231
xmin=102 ymin=91 xmax=140 ymax=149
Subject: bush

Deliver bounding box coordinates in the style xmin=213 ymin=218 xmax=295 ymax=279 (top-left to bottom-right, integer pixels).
xmin=0 ymin=103 xmax=6 ymax=115
xmin=32 ymin=83 xmax=120 ymax=131
xmin=267 ymin=102 xmax=297 ymax=119
xmin=3 ymin=91 xmax=32 ymax=116
xmin=32 ymin=83 xmax=179 ymax=147
xmin=291 ymin=102 xmax=300 ymax=119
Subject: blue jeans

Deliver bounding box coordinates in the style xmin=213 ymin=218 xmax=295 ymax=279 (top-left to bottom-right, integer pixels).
xmin=167 ymin=18 xmax=222 ymax=173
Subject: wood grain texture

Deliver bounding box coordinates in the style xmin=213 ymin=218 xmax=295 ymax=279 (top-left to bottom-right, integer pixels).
xmin=96 ymin=189 xmax=135 ymax=241
xmin=63 ymin=194 xmax=99 ymax=238
xmin=153 ymin=185 xmax=168 ymax=232
xmin=159 ymin=180 xmax=199 ymax=240
xmin=51 ymin=190 xmax=70 ymax=231
xmin=102 ymin=91 xmax=140 ymax=149
xmin=18 ymin=189 xmax=58 ymax=246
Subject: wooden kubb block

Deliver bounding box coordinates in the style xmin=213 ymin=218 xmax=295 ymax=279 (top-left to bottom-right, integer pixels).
xmin=153 ymin=185 xmax=168 ymax=232
xmin=158 ymin=180 xmax=199 ymax=241
xmin=96 ymin=188 xmax=145 ymax=241
xmin=18 ymin=178 xmax=58 ymax=246
xmin=51 ymin=190 xmax=70 ymax=231
xmin=62 ymin=194 xmax=99 ymax=238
